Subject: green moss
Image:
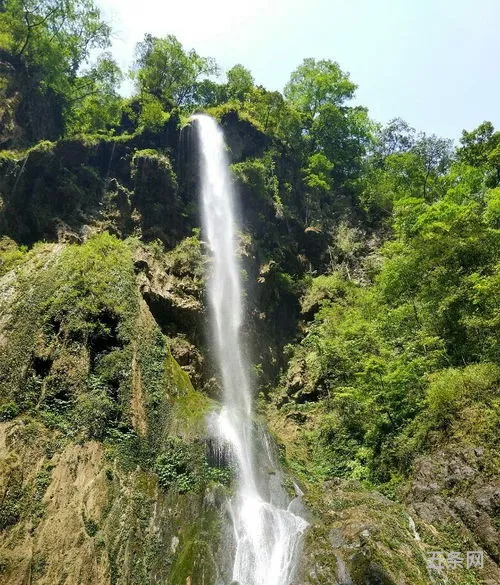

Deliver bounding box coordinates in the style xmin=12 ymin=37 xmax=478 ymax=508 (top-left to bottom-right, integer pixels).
xmin=164 ymin=231 xmax=203 ymax=276
xmin=166 ymin=503 xmax=224 ymax=585
xmin=0 ymin=234 xmax=139 ymax=429
xmin=205 ymin=102 xmax=264 ymax=132
xmin=133 ymin=148 xmax=160 ymax=158
xmin=131 ymin=149 xmax=173 ymax=173
xmin=167 ymin=352 xmax=214 ymax=434
xmin=0 ymin=237 xmax=27 ymax=276
xmin=74 ymin=377 xmax=117 ymax=439
xmin=0 ymin=149 xmax=24 ymax=161
xmin=27 ymin=140 xmax=55 ymax=154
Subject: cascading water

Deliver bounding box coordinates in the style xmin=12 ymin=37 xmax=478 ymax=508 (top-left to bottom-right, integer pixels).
xmin=193 ymin=113 xmax=308 ymax=585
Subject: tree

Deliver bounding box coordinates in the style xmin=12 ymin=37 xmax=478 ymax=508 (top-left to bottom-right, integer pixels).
xmin=456 ymin=121 xmax=500 ymax=186
xmin=132 ymin=34 xmax=218 ymax=108
xmin=192 ymin=78 xmax=225 ymax=107
xmin=66 ymin=53 xmax=123 ymax=134
xmin=412 ymin=133 xmax=453 ymax=200
xmin=311 ymin=104 xmax=373 ymax=182
xmin=283 ymin=58 xmax=372 ymax=197
xmin=457 ymin=121 xmax=500 ymax=167
xmin=302 ymin=152 xmax=334 ymax=226
xmin=0 ymin=0 xmax=115 ymax=138
xmin=0 ymin=0 xmax=111 ymax=89
xmin=284 ymin=58 xmax=356 ymax=116
xmin=375 ymin=118 xmax=416 ymax=158
xmin=361 ymin=128 xmax=452 ymax=218
xmin=226 ymin=64 xmax=254 ymax=101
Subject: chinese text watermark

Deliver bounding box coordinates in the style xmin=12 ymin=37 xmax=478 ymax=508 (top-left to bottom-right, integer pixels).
xmin=426 ymin=550 xmax=484 ymax=571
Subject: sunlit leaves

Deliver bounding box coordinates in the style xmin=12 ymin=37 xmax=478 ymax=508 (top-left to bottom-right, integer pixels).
xmin=132 ymin=33 xmax=218 ymax=107
xmin=284 ymin=57 xmax=356 ymax=116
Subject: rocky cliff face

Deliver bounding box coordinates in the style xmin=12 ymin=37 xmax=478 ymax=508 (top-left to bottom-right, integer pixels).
xmin=0 ymin=114 xmax=498 ymax=585
xmin=0 ymin=234 xmax=234 ymax=585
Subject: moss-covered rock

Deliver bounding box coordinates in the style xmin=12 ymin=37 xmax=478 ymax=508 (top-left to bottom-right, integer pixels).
xmin=0 ymin=122 xmax=190 ymax=247
xmin=0 ymin=419 xmax=231 ymax=585
xmin=0 ymin=234 xmax=234 ymax=585
xmin=296 ymin=478 xmax=499 ymax=585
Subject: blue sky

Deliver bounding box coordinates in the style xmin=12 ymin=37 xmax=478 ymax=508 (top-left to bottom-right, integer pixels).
xmin=97 ymin=0 xmax=500 ymax=140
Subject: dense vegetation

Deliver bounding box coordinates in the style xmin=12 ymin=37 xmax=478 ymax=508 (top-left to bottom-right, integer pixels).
xmin=0 ymin=3 xmax=499 ymax=583
xmin=1 ymin=0 xmax=498 ymax=490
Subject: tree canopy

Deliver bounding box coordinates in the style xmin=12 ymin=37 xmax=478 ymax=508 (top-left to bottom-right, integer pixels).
xmin=284 ymin=57 xmax=357 ymax=116
xmin=0 ymin=0 xmax=110 ymax=89
xmin=132 ymin=33 xmax=218 ymax=108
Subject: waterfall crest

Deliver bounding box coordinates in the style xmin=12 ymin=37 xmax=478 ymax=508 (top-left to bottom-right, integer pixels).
xmin=193 ymin=113 xmax=308 ymax=585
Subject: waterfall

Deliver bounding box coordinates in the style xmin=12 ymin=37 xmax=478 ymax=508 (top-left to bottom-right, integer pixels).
xmin=193 ymin=113 xmax=308 ymax=585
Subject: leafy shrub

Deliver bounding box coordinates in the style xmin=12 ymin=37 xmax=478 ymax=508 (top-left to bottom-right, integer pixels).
xmin=204 ymin=463 xmax=231 ymax=486
xmin=155 ymin=437 xmax=232 ymax=493
xmin=0 ymin=401 xmax=20 ymax=421
xmin=155 ymin=438 xmax=201 ymax=493
xmin=425 ymin=363 xmax=500 ymax=429
xmin=74 ymin=377 xmax=117 ymax=439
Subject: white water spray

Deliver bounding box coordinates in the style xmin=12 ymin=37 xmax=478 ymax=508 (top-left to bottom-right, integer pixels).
xmin=193 ymin=114 xmax=307 ymax=585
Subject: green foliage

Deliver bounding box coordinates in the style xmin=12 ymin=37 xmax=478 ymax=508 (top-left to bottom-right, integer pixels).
xmin=204 ymin=463 xmax=231 ymax=486
xmin=0 ymin=236 xmax=27 ymax=276
xmin=0 ymin=0 xmax=115 ymax=135
xmin=302 ymin=153 xmax=334 ymax=226
xmin=380 ymin=188 xmax=499 ymax=363
xmin=74 ymin=376 xmax=117 ymax=439
xmin=137 ymin=94 xmax=169 ymax=130
xmin=361 ymin=123 xmax=453 ymax=219
xmin=232 ymin=158 xmax=273 ymax=202
xmin=0 ymin=483 xmax=22 ymax=529
xmin=284 ymin=58 xmax=356 ymax=116
xmin=311 ymin=104 xmax=373 ymax=182
xmin=226 ymin=64 xmax=254 ymax=102
xmin=132 ymin=33 xmax=218 ymax=108
xmin=280 ymin=130 xmax=500 ymax=486
xmin=163 ymin=231 xmax=203 ymax=278
xmin=425 ymin=364 xmax=499 ymax=429
xmin=0 ymin=0 xmax=111 ymax=83
xmin=303 ymin=153 xmax=334 ymax=190
xmin=300 ymin=271 xmax=355 ymax=315
xmin=65 ymin=53 xmax=123 ymax=135
xmin=42 ymin=232 xmax=138 ymax=339
xmin=0 ymin=234 xmax=139 ymax=433
xmin=155 ymin=434 xmax=232 ymax=493
xmin=0 ymin=401 xmax=20 ymax=421
xmin=155 ymin=437 xmax=202 ymax=493
xmin=0 ymin=19 xmax=498 ymax=570
xmin=457 ymin=121 xmax=500 ymax=169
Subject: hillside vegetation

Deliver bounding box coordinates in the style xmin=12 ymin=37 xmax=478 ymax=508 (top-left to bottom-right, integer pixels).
xmin=0 ymin=2 xmax=498 ymax=584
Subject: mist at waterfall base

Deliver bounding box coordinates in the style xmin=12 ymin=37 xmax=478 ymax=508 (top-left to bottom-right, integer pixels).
xmin=193 ymin=114 xmax=308 ymax=585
